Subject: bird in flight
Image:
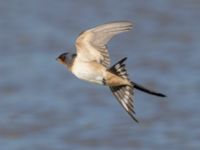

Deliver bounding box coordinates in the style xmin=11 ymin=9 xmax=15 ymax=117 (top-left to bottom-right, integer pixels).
xmin=57 ymin=21 xmax=166 ymax=123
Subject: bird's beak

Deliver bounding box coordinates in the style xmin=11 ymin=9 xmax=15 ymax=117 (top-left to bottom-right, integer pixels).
xmin=56 ymin=55 xmax=62 ymax=63
xmin=56 ymin=53 xmax=62 ymax=61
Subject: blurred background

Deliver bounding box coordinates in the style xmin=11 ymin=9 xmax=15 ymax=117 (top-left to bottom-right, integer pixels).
xmin=0 ymin=0 xmax=200 ymax=150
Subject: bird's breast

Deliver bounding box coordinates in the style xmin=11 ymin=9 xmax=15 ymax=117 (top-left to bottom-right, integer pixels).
xmin=71 ymin=60 xmax=106 ymax=85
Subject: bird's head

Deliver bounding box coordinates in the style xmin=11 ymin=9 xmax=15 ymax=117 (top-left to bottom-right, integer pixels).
xmin=56 ymin=52 xmax=76 ymax=70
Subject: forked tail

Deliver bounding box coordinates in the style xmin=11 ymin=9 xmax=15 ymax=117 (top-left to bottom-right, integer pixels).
xmin=108 ymin=57 xmax=166 ymax=123
xmin=131 ymin=82 xmax=166 ymax=97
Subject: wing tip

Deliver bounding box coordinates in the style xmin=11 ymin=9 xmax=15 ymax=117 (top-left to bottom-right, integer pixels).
xmin=128 ymin=112 xmax=139 ymax=123
xmin=100 ymin=20 xmax=134 ymax=30
xmin=111 ymin=20 xmax=134 ymax=26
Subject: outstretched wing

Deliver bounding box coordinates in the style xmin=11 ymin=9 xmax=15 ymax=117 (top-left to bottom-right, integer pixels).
xmin=108 ymin=57 xmax=138 ymax=122
xmin=75 ymin=21 xmax=133 ymax=68
xmin=110 ymin=85 xmax=138 ymax=123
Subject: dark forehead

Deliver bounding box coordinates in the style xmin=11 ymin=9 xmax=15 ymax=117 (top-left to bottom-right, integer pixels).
xmin=72 ymin=53 xmax=77 ymax=58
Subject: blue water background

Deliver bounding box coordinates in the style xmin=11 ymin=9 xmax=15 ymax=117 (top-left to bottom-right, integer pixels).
xmin=0 ymin=0 xmax=200 ymax=149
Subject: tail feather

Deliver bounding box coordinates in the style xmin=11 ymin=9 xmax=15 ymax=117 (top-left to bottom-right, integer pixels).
xmin=108 ymin=57 xmax=166 ymax=123
xmin=132 ymin=82 xmax=166 ymax=97
xmin=109 ymin=57 xmax=129 ymax=80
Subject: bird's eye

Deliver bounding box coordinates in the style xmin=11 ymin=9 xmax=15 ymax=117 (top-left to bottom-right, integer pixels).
xmin=61 ymin=55 xmax=65 ymax=60
xmin=58 ymin=54 xmax=66 ymax=61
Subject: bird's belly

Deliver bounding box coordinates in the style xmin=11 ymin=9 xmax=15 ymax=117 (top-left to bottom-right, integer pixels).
xmin=72 ymin=62 xmax=105 ymax=85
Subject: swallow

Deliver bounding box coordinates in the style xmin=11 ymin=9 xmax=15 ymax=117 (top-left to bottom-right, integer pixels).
xmin=57 ymin=21 xmax=166 ymax=123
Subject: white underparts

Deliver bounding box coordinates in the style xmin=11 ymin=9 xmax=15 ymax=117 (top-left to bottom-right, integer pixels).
xmin=72 ymin=61 xmax=105 ymax=85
